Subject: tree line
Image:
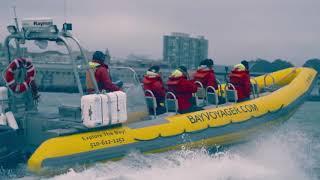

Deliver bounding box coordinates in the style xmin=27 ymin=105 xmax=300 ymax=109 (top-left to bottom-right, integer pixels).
xmin=248 ymin=58 xmax=320 ymax=73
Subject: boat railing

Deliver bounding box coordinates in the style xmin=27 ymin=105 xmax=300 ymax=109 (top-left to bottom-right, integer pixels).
xmin=250 ymin=78 xmax=259 ymax=98
xmin=4 ymin=26 xmax=101 ymax=96
xmin=216 ymin=79 xmax=224 ymax=97
xmin=194 ymin=81 xmax=206 ymax=106
xmin=165 ymin=92 xmax=178 ymax=114
xmin=144 ymin=90 xmax=157 ymax=119
xmin=263 ymin=73 xmax=276 ymax=91
xmin=206 ymin=86 xmax=219 ymax=107
xmin=109 ymin=66 xmax=140 ymax=86
xmin=225 ymin=83 xmax=238 ymax=103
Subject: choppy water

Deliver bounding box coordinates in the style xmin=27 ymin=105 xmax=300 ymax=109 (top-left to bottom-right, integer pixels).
xmin=2 ymin=98 xmax=320 ymax=180
xmin=48 ymin=102 xmax=320 ymax=180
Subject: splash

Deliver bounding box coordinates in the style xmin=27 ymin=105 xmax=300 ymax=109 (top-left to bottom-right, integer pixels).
xmin=49 ymin=123 xmax=318 ymax=180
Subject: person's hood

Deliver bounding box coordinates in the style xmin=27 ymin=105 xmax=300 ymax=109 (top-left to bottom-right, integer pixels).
xmin=167 ymin=75 xmax=187 ymax=85
xmin=197 ymin=65 xmax=212 ymax=71
xmin=89 ymin=61 xmax=108 ymax=69
xmin=196 ymin=68 xmax=213 ymax=73
xmin=143 ymin=74 xmax=162 ymax=84
xmin=231 ymin=69 xmax=248 ymax=74
xmin=233 ymin=64 xmax=246 ymax=71
xmin=170 ymin=69 xmax=184 ymax=78
xmin=145 ymin=70 xmax=160 ymax=77
xmin=194 ymin=68 xmax=213 ymax=79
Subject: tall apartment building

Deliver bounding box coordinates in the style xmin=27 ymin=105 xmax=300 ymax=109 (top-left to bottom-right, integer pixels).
xmin=163 ymin=32 xmax=208 ymax=69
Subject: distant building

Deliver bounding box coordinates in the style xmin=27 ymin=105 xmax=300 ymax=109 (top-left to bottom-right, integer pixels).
xmin=163 ymin=32 xmax=208 ymax=69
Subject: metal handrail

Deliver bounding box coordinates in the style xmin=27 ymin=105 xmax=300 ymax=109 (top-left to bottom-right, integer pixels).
xmin=224 ymin=83 xmax=238 ymax=103
xmin=194 ymin=81 xmax=205 ymax=106
xmin=263 ymin=73 xmax=276 ymax=88
xmin=250 ymin=78 xmax=259 ymax=98
xmin=216 ymin=79 xmax=223 ymax=96
xmin=57 ymin=35 xmax=84 ymax=96
xmin=65 ymin=35 xmax=99 ymax=94
xmin=194 ymin=81 xmax=204 ymax=89
xmin=144 ymin=90 xmax=157 ymax=119
xmin=206 ymin=86 xmax=219 ymax=107
xmin=4 ymin=32 xmax=101 ymax=96
xmin=109 ymin=66 xmax=140 ymax=85
xmin=165 ymin=91 xmax=178 ymax=114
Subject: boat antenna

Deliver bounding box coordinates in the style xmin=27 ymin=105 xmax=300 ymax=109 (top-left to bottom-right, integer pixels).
xmin=64 ymin=0 xmax=67 ymax=23
xmin=12 ymin=5 xmax=20 ymax=31
xmin=12 ymin=5 xmax=22 ymax=57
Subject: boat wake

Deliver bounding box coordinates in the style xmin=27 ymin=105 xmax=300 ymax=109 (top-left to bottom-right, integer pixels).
xmin=48 ymin=123 xmax=318 ymax=180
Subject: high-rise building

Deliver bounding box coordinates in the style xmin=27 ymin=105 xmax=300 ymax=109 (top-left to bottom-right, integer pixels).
xmin=163 ymin=32 xmax=208 ymax=69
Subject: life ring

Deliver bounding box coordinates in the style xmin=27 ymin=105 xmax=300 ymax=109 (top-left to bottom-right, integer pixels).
xmin=4 ymin=58 xmax=36 ymax=93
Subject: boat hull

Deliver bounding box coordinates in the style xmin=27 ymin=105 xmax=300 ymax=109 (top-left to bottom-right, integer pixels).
xmin=28 ymin=67 xmax=318 ymax=172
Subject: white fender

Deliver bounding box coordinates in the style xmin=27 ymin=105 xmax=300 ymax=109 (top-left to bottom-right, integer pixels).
xmin=5 ymin=111 xmax=18 ymax=130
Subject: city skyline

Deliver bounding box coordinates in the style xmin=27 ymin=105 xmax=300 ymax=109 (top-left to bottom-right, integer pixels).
xmin=163 ymin=32 xmax=208 ymax=69
xmin=0 ymin=0 xmax=319 ymax=66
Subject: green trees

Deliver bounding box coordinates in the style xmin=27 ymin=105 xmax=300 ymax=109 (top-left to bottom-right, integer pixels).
xmin=303 ymin=59 xmax=320 ymax=73
xmin=250 ymin=59 xmax=294 ymax=73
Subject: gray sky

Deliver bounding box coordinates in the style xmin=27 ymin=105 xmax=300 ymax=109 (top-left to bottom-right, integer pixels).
xmin=0 ymin=0 xmax=319 ymax=65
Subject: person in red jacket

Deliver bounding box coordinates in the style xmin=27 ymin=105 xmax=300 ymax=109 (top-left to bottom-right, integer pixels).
xmin=193 ymin=59 xmax=218 ymax=90
xmin=143 ymin=66 xmax=166 ymax=115
xmin=228 ymin=64 xmax=251 ymax=102
xmin=86 ymin=51 xmax=120 ymax=93
xmin=167 ymin=66 xmax=201 ymax=114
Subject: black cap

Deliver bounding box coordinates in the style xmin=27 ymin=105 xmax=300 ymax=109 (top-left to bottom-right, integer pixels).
xmin=92 ymin=51 xmax=106 ymax=62
xmin=148 ymin=65 xmax=160 ymax=73
xmin=177 ymin=66 xmax=188 ymax=73
xmin=241 ymin=60 xmax=249 ymax=70
xmin=200 ymin=59 xmax=214 ymax=68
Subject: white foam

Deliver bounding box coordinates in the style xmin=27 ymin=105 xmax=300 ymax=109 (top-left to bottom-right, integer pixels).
xmin=50 ymin=124 xmax=318 ymax=180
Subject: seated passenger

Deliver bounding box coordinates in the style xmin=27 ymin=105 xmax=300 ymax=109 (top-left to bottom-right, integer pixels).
xmin=167 ymin=66 xmax=202 ymax=114
xmin=241 ymin=60 xmax=250 ymax=73
xmin=228 ymin=64 xmax=251 ymax=102
xmin=193 ymin=59 xmax=218 ymax=90
xmin=86 ymin=51 xmax=120 ymax=93
xmin=143 ymin=66 xmax=166 ymax=115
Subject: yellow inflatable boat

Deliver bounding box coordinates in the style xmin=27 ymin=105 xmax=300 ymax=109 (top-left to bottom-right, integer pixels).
xmin=27 ymin=67 xmax=317 ymax=172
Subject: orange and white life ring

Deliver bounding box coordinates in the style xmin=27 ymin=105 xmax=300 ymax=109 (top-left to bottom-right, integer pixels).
xmin=4 ymin=58 xmax=36 ymax=93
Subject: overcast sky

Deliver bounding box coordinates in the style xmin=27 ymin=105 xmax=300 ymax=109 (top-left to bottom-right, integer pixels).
xmin=0 ymin=0 xmax=319 ymax=65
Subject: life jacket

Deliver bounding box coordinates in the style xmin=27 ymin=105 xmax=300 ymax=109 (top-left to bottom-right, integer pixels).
xmin=143 ymin=75 xmax=166 ymax=104
xmin=229 ymin=70 xmax=251 ymax=100
xmin=193 ymin=68 xmax=218 ymax=89
xmin=86 ymin=61 xmax=100 ymax=92
xmin=86 ymin=61 xmax=119 ymax=93
xmin=167 ymin=75 xmax=197 ymax=111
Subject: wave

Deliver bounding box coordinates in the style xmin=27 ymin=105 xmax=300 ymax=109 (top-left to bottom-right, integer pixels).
xmin=49 ymin=122 xmax=319 ymax=180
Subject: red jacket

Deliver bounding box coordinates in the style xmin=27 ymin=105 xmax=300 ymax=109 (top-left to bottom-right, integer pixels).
xmin=87 ymin=61 xmax=120 ymax=92
xmin=228 ymin=70 xmax=251 ymax=100
xmin=143 ymin=75 xmax=166 ymax=104
xmin=193 ymin=69 xmax=218 ymax=89
xmin=167 ymin=76 xmax=198 ymax=111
